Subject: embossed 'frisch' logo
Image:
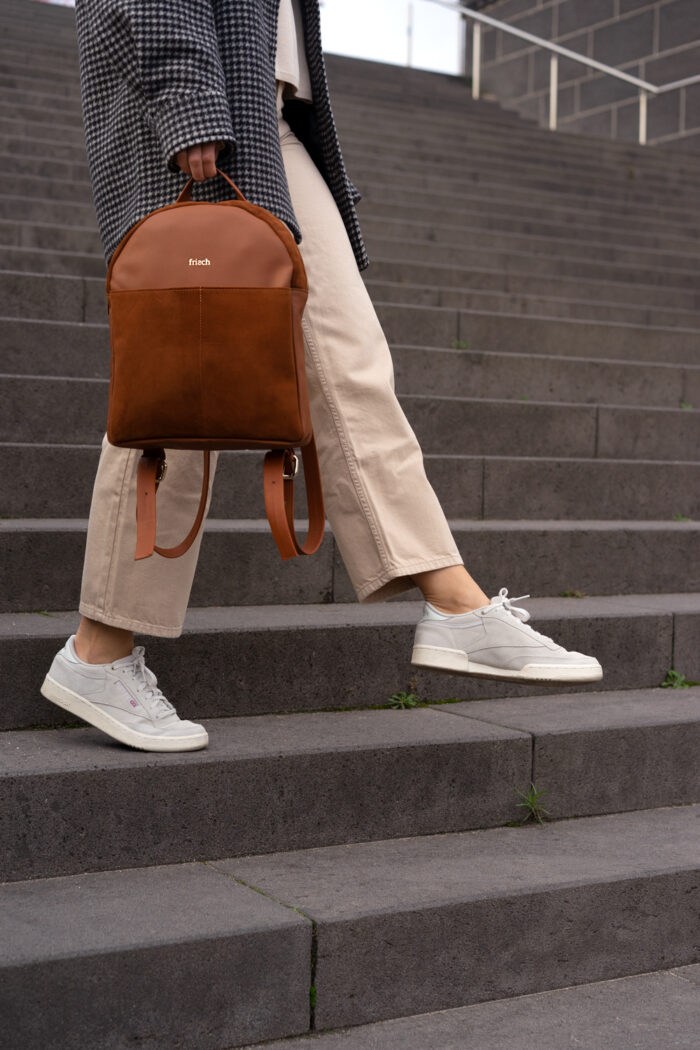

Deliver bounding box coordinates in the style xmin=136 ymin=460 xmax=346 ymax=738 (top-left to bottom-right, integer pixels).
xmin=188 ymin=258 xmax=211 ymax=266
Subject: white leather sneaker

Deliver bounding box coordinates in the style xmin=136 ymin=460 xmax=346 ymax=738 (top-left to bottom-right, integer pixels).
xmin=40 ymin=635 xmax=208 ymax=751
xmin=411 ymin=587 xmax=603 ymax=684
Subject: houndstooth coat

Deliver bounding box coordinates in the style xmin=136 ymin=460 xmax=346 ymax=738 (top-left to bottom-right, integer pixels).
xmin=73 ymin=0 xmax=369 ymax=271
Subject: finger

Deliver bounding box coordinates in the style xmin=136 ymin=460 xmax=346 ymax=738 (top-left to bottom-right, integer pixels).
xmin=201 ymin=142 xmax=218 ymax=178
xmin=175 ymin=149 xmax=191 ymax=175
xmin=189 ymin=144 xmax=205 ymax=182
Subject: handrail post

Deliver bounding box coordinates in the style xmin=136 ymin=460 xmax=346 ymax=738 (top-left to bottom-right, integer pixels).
xmin=472 ymin=20 xmax=481 ymax=100
xmin=458 ymin=12 xmax=469 ymax=78
xmin=638 ymin=89 xmax=648 ymax=144
xmin=549 ymin=52 xmax=558 ymax=131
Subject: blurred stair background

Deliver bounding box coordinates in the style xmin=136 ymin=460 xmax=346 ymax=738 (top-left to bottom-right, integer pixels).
xmin=0 ymin=1 xmax=698 ymax=1048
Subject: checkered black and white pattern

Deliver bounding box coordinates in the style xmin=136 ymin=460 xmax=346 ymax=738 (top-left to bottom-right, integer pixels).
xmin=74 ymin=0 xmax=369 ymax=271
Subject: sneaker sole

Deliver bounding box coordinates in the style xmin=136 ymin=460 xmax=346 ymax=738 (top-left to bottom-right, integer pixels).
xmin=40 ymin=674 xmax=209 ymax=752
xmin=411 ymin=644 xmax=603 ymax=684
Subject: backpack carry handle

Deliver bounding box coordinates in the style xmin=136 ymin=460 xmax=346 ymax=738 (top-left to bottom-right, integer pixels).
xmin=175 ymin=166 xmax=248 ymax=204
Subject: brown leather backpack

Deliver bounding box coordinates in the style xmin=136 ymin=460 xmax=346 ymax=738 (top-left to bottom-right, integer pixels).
xmin=104 ymin=167 xmax=324 ymax=562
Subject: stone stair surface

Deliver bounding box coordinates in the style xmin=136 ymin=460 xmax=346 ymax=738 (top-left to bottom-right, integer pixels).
xmin=0 ymin=2 xmax=699 ymax=1049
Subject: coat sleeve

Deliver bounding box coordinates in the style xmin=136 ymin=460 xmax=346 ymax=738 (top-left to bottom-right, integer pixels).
xmin=79 ymin=0 xmax=236 ymax=173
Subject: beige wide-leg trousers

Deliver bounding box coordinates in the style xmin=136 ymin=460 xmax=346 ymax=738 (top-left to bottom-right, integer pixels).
xmin=79 ymin=80 xmax=463 ymax=638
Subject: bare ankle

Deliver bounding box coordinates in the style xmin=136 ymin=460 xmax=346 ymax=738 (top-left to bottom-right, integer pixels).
xmin=412 ymin=566 xmax=490 ymax=615
xmin=74 ymin=617 xmax=134 ymax=664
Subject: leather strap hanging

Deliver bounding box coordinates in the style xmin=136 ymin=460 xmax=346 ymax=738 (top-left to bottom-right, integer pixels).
xmin=263 ymin=439 xmax=325 ymax=559
xmin=135 ymin=442 xmax=324 ymax=561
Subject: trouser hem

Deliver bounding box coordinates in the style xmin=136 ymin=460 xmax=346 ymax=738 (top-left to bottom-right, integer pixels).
xmin=356 ymin=554 xmax=465 ymax=604
xmin=78 ymin=602 xmax=184 ymax=639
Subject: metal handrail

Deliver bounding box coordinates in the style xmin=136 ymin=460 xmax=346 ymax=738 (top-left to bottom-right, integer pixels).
xmin=425 ymin=0 xmax=700 ymax=145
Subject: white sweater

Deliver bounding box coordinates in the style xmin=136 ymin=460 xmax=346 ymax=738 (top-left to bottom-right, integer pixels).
xmin=275 ymin=0 xmax=313 ymax=102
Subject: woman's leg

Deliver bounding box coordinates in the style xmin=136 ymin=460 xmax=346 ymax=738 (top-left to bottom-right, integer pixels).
xmin=76 ymin=437 xmax=219 ymax=655
xmin=276 ymin=84 xmax=601 ymax=682
xmin=277 ymin=82 xmax=473 ymax=606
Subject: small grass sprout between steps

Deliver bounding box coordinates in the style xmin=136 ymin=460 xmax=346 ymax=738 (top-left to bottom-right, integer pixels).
xmin=451 ymin=338 xmax=470 ymax=350
xmin=661 ymin=669 xmax=700 ymax=688
xmin=559 ymin=589 xmax=587 ymax=598
xmin=508 ymin=782 xmax=551 ymax=826
xmin=387 ymin=690 xmax=420 ymax=709
xmin=673 ymin=513 xmax=692 ymax=522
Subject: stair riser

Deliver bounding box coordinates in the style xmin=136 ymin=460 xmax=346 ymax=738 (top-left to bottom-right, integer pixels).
xmin=4 ymin=445 xmax=700 ymax=522
xmin=0 ymin=727 xmax=530 ymax=882
xmin=8 ymin=261 xmax=700 ymax=336
xmin=5 ymin=153 xmax=699 ymax=237
xmin=5 ymin=180 xmax=700 ymax=263
xmin=0 ymin=865 xmax=311 ymax=1050
xmin=338 ymin=122 xmax=700 ymax=180
xmin=4 ymin=213 xmax=700 ymax=304
xmin=5 ymin=168 xmax=700 ymax=256
xmin=334 ymin=107 xmax=700 ymax=175
xmin=0 ymin=606 xmax=681 ymax=732
xmin=308 ymin=872 xmax=700 ymax=1029
xmin=4 ymin=308 xmax=696 ymax=407
xmin=6 ymin=262 xmax=700 ymax=336
xmin=348 ymin=161 xmax=700 ymax=216
xmin=4 ymin=127 xmax=700 ymax=214
xmin=0 ymin=71 xmax=80 ymax=99
xmin=7 ymin=101 xmax=700 ymax=201
xmin=0 ymin=218 xmax=103 ymax=256
xmin=362 ymin=217 xmax=700 ymax=273
xmin=2 ymin=520 xmax=697 ymax=613
xmin=3 ymin=378 xmax=699 ymax=459
xmin=3 ymin=697 xmax=700 ymax=883
xmin=377 ymin=302 xmax=700 ymax=363
xmin=369 ymin=281 xmax=700 ymax=330
xmin=366 ymin=260 xmax=700 ymax=312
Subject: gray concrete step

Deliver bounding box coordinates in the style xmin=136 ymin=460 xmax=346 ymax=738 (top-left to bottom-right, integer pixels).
xmin=6 ymin=146 xmax=700 ymax=237
xmin=9 ymin=89 xmax=700 ymax=200
xmin=340 ymin=134 xmax=700 ymax=204
xmin=0 ymin=70 xmax=81 ymax=101
xmin=199 ymin=804 xmax=700 ymax=1029
xmin=7 ymin=164 xmax=700 ymax=257
xmin=4 ymin=443 xmax=700 ymax=523
xmin=360 ymin=214 xmax=700 ymax=273
xmin=6 ymin=233 xmax=700 ymax=326
xmin=3 ymin=282 xmax=700 ymax=382
xmin=375 ymin=299 xmax=700 ymax=363
xmin=366 ymin=257 xmax=700 ymax=312
xmin=349 ymin=158 xmax=700 ymax=221
xmin=0 ymin=862 xmax=311 ymax=1050
xmin=354 ymin=178 xmax=700 ymax=239
xmin=331 ymin=95 xmax=700 ymax=178
xmin=2 ymin=517 xmax=698 ymax=613
xmin=367 ymin=278 xmax=700 ymax=328
xmin=245 ymin=966 xmax=700 ymax=1050
xmin=0 ymin=216 xmax=102 ymax=256
xmin=333 ymin=102 xmax=700 ymax=172
xmin=340 ymin=142 xmax=700 ymax=208
xmin=5 ymin=97 xmax=700 ymax=207
xmin=354 ymin=167 xmax=700 ymax=233
xmin=7 ymin=221 xmax=700 ymax=312
xmin=2 ymin=689 xmax=699 ymax=883
xmin=4 ymin=304 xmax=697 ymax=404
xmin=2 ymin=594 xmax=698 ymax=730
xmin=2 ymin=806 xmax=698 ymax=1049
xmin=4 ymin=374 xmax=700 ymax=459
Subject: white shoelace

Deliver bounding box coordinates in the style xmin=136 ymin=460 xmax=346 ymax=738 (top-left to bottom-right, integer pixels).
xmin=116 ymin=647 xmax=176 ymax=720
xmin=482 ymin=587 xmax=531 ymax=622
xmin=482 ymin=587 xmax=555 ymax=645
